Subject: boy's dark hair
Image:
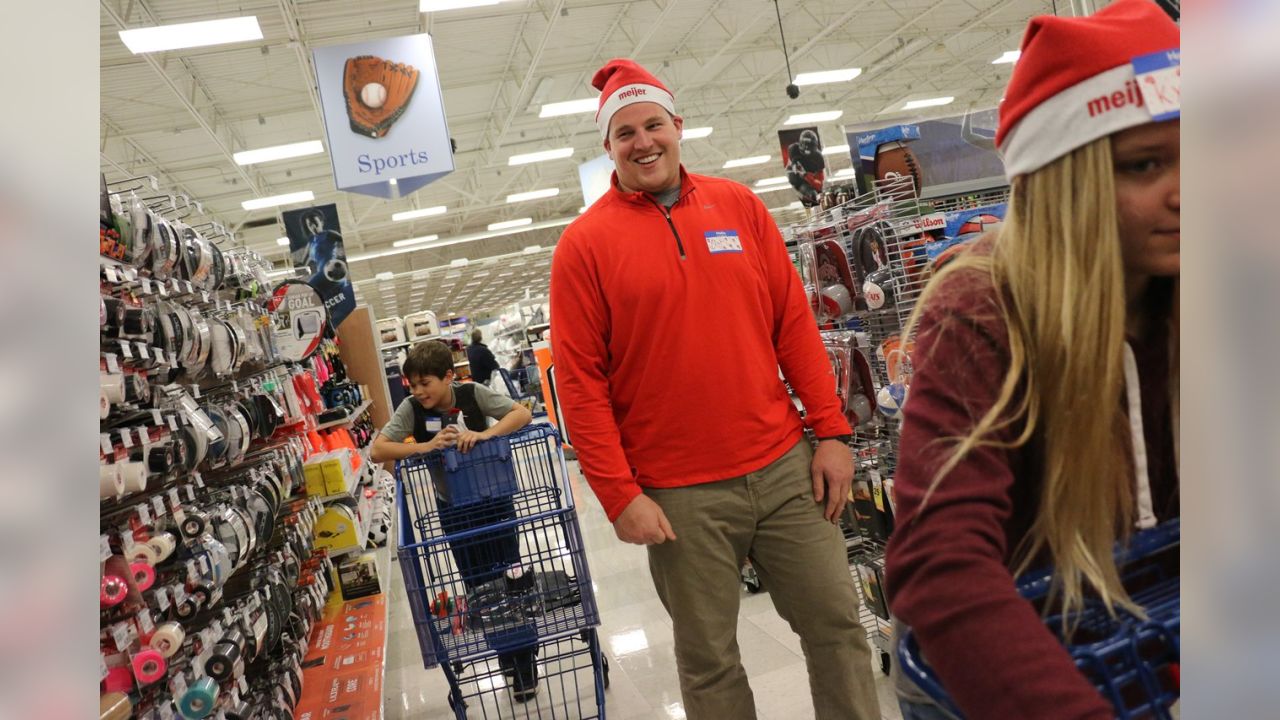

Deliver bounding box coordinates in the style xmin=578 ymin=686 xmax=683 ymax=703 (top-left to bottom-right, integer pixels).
xmin=471 ymin=329 xmax=482 ymax=344
xmin=403 ymin=340 xmax=453 ymax=380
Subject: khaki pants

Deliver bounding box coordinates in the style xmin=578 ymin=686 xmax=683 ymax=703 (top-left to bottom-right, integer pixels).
xmin=645 ymin=439 xmax=879 ymax=720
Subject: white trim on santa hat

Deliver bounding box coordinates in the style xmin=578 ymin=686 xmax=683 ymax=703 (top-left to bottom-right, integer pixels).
xmin=999 ymin=64 xmax=1169 ymax=178
xmin=595 ymin=83 xmax=675 ymax=138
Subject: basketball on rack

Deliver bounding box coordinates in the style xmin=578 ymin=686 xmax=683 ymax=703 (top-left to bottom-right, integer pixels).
xmin=873 ymin=141 xmax=923 ymax=198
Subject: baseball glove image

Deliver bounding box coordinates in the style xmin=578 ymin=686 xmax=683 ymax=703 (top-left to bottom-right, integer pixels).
xmin=343 ymin=55 xmax=420 ymax=138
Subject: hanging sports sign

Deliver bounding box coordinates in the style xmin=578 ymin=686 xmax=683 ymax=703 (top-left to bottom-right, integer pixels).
xmin=265 ymin=281 xmax=328 ymax=362
xmin=312 ymin=33 xmax=455 ymax=199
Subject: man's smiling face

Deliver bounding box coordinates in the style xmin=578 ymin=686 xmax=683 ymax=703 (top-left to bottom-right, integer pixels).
xmin=605 ymin=102 xmax=684 ymax=194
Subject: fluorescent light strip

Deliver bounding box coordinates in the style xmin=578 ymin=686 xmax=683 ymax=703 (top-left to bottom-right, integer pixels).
xmin=420 ymin=0 xmax=500 ymax=11
xmin=832 ymin=168 xmax=857 ymax=178
xmin=784 ymin=110 xmax=844 ymax=125
xmin=992 ymin=50 xmax=1021 ymax=65
xmin=754 ymin=176 xmax=790 ymax=188
xmin=233 ymin=140 xmax=324 ymax=166
xmin=275 ymin=237 xmax=290 ymax=246
xmin=489 ymin=218 xmax=533 ymax=231
xmin=723 ymin=155 xmax=771 ymax=169
xmin=682 ymin=126 xmax=714 ymax=139
xmin=794 ymin=68 xmax=862 ymax=86
xmin=392 ymin=205 xmax=447 ymax=222
xmin=752 ymin=185 xmax=792 ymax=195
xmin=539 ymin=98 xmax=598 ymax=118
xmin=346 ymin=217 xmax=571 ymax=265
xmin=903 ymin=96 xmax=955 ymax=110
xmin=506 ymin=188 xmax=559 ymax=203
xmin=119 ymin=16 xmax=263 ymax=54
xmin=822 ymin=144 xmax=851 ymax=156
xmin=241 ymin=191 xmax=315 ymax=211
xmin=508 ymin=147 xmax=574 ymax=166
xmin=392 ymin=234 xmax=441 ymax=248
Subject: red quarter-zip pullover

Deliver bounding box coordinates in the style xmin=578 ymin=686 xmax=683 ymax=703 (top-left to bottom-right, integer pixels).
xmin=549 ymin=168 xmax=850 ymax=521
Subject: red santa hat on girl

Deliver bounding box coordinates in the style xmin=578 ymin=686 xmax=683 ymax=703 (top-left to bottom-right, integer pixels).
xmin=592 ymin=59 xmax=676 ymax=138
xmin=997 ymin=0 xmax=1180 ymax=177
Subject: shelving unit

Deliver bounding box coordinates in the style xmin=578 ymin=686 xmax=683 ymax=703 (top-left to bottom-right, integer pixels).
xmin=314 ymin=399 xmax=373 ymax=430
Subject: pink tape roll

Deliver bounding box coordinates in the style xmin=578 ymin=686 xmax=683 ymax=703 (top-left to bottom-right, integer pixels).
xmin=100 ymin=575 xmax=128 ymax=607
xmin=129 ymin=562 xmax=156 ymax=592
xmin=101 ymin=665 xmax=134 ymax=694
xmin=131 ymin=648 xmax=166 ymax=685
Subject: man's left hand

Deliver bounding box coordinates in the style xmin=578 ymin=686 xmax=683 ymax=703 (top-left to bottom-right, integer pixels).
xmin=455 ymin=429 xmax=491 ymax=453
xmin=810 ymin=439 xmax=853 ymax=523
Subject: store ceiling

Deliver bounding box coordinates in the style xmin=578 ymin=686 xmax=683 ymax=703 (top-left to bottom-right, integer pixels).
xmin=100 ymin=0 xmax=1049 ymax=321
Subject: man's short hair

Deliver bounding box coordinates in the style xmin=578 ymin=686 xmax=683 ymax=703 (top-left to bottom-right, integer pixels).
xmin=403 ymin=340 xmax=453 ymax=380
xmin=471 ymin=329 xmax=483 ymax=344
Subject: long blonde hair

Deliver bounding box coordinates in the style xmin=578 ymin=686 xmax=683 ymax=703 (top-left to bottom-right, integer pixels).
xmin=908 ymin=136 xmax=1178 ymax=622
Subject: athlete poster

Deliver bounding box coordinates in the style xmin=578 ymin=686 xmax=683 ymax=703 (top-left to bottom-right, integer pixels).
xmin=779 ymin=126 xmax=826 ymax=207
xmin=283 ymin=203 xmax=356 ymax=327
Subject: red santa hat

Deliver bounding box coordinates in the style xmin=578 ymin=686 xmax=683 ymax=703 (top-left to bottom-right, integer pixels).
xmin=997 ymin=0 xmax=1180 ymax=177
xmin=592 ymin=59 xmax=676 ymax=139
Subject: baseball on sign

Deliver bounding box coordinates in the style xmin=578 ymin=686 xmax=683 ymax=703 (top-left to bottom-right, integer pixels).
xmin=360 ymin=82 xmax=387 ymax=109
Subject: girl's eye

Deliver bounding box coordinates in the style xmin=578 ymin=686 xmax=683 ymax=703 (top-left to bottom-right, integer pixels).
xmin=1119 ymin=158 xmax=1160 ymax=174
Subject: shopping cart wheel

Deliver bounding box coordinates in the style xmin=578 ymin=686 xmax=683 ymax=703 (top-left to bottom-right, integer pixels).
xmin=602 ymin=655 xmax=611 ymax=689
xmin=880 ymin=651 xmax=892 ymax=675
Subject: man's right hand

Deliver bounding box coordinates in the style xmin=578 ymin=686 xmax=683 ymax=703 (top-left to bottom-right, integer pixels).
xmin=613 ymin=495 xmax=677 ymax=545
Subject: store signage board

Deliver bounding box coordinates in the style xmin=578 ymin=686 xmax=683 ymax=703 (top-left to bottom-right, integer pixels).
xmin=312 ymin=33 xmax=455 ymax=199
xmin=578 ymin=153 xmax=615 ymax=208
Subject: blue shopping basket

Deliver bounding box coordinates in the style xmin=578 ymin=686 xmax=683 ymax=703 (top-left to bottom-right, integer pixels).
xmin=898 ymin=519 xmax=1180 ymax=720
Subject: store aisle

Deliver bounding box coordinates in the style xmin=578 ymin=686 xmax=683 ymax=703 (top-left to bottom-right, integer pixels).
xmin=383 ymin=458 xmax=904 ymax=720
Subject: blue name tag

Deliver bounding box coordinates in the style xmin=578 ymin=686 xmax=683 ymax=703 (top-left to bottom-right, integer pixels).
xmin=705 ymin=230 xmax=743 ymax=254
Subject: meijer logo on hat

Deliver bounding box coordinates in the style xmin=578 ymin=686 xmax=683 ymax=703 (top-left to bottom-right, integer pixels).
xmin=618 ymin=87 xmax=648 ymax=100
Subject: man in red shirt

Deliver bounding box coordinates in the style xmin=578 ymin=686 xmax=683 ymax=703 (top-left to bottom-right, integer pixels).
xmin=549 ymin=58 xmax=878 ymax=719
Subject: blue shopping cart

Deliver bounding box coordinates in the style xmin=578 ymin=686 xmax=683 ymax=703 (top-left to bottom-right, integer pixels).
xmin=396 ymin=424 xmax=609 ymax=717
xmin=898 ymin=519 xmax=1180 ymax=720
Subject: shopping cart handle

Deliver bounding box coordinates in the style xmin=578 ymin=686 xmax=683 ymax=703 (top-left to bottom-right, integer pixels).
xmin=896 ymin=629 xmax=967 ymax=719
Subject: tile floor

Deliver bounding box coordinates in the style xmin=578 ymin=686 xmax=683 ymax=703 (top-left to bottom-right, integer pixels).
xmin=382 ymin=455 xmax=905 ymax=720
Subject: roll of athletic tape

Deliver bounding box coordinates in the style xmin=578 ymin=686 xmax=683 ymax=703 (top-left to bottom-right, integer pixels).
xmin=129 ymin=561 xmax=156 ymax=592
xmin=127 ymin=541 xmax=157 ymax=565
xmin=204 ymin=627 xmax=245 ymax=680
xmin=100 ymin=666 xmax=134 ymax=694
xmin=99 ymin=465 xmax=124 ymax=500
xmin=179 ymin=510 xmax=206 ymax=540
xmin=149 ymin=621 xmax=185 ymax=657
xmin=100 ymin=575 xmax=128 ymax=607
xmin=99 ymin=390 xmax=110 ymax=420
xmin=100 ymin=373 xmax=126 ymax=404
xmin=147 ymin=532 xmax=177 ymax=562
xmin=178 ymin=675 xmax=219 ymax=719
xmin=119 ymin=462 xmax=147 ymax=495
xmin=130 ymin=648 xmax=166 ymax=685
xmin=99 ymin=691 xmax=132 ymax=720
xmin=122 ymin=373 xmax=150 ymax=404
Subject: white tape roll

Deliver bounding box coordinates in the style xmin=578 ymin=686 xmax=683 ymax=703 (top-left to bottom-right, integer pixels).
xmin=147 ymin=532 xmax=177 ymax=562
xmin=101 ymin=373 xmax=126 ymax=403
xmin=99 ymin=390 xmax=110 ymax=420
xmin=119 ymin=462 xmax=148 ymax=495
xmin=99 ymin=465 xmax=124 ymax=499
xmin=149 ymin=622 xmax=186 ymax=657
xmin=128 ymin=541 xmax=159 ymax=565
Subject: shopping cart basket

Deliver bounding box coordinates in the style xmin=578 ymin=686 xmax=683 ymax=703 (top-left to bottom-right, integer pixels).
xmin=898 ymin=519 xmax=1180 ymax=720
xmin=396 ymin=424 xmax=609 ymax=717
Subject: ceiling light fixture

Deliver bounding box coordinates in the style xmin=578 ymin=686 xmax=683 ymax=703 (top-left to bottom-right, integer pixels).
xmin=508 ymin=147 xmax=574 ymax=166
xmin=822 ymin=144 xmax=851 ymax=156
xmin=992 ymin=50 xmax=1021 ymax=65
xmin=793 ymin=68 xmax=862 ymax=86
xmin=538 ymin=98 xmax=598 ymax=118
xmin=752 ymin=185 xmax=792 ymax=195
xmin=783 ymin=110 xmax=843 ymax=125
xmin=119 ymin=16 xmax=263 ymax=54
xmin=275 ymin=237 xmax=290 ymax=247
xmin=233 ymin=140 xmax=324 ymax=166
xmin=392 ymin=205 xmax=447 ymax=222
xmin=392 ymin=234 xmax=441 ymax=248
xmin=490 ymin=218 xmax=534 ymax=231
xmin=375 ymin=272 xmax=395 ymax=281
xmin=506 ymin=188 xmax=559 ymax=203
xmin=754 ymin=176 xmax=790 ymax=188
xmin=241 ymin=190 xmax=315 ymax=211
xmin=722 ymin=155 xmax=771 ymax=169
xmin=420 ymin=0 xmax=501 ymax=12
xmin=682 ymin=126 xmax=714 ymax=139
xmin=832 ymin=168 xmax=857 ymax=178
xmin=902 ymin=96 xmax=955 ymax=110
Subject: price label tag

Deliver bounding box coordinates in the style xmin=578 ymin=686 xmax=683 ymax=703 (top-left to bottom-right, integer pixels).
xmin=184 ymin=281 xmax=194 ymax=295
xmin=172 ymin=584 xmax=187 ymax=607
xmin=137 ymin=502 xmax=151 ymax=525
xmin=100 ymin=652 xmax=108 ymax=681
xmin=154 ymin=348 xmax=167 ymax=365
xmin=1132 ymin=49 xmax=1181 ymax=121
xmin=198 ymin=555 xmax=210 ymax=575
xmin=120 ymin=530 xmax=137 ymax=553
xmin=157 ymin=281 xmax=168 ymax=298
xmin=119 ymin=341 xmax=134 ymax=360
xmin=155 ymin=586 xmax=170 ymax=612
xmin=135 ymin=343 xmax=150 ymax=360
xmin=151 ymin=409 xmax=163 ymax=425
xmin=111 ymin=621 xmax=134 ymax=651
xmin=137 ymin=608 xmax=155 ymax=634
xmin=101 ymin=435 xmax=114 ymax=455
xmin=186 ymin=560 xmax=197 ymax=583
xmin=190 ymin=384 xmax=201 ymax=399
xmin=165 ymin=414 xmax=179 ymax=431
xmin=100 ymin=534 xmax=112 ymax=562
xmin=124 ymin=267 xmax=138 ymax=282
xmin=105 ymin=354 xmax=121 ymax=373
xmin=201 ymin=291 xmax=210 ymax=303
xmin=136 ymin=427 xmax=150 ymax=446
xmin=119 ymin=430 xmax=134 ymax=449
xmin=158 ymin=703 xmax=176 ymax=720
xmin=237 ymin=675 xmax=249 ymax=695
xmin=104 ymin=265 xmax=119 ymax=283
xmin=152 ymin=495 xmax=167 ymax=519
xmin=141 ymin=278 xmax=153 ymax=294
xmin=184 ymin=486 xmax=196 ymax=502
xmin=168 ymin=488 xmax=182 ymax=508
xmin=193 ymin=472 xmax=204 ymax=489
xmin=170 ymin=672 xmax=188 ymax=698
